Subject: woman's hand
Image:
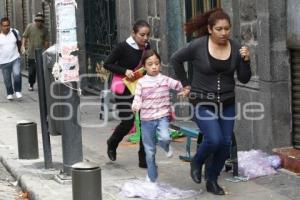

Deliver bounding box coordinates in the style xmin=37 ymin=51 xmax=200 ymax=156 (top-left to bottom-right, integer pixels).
xmin=125 ymin=69 xmax=134 ymax=80
xmin=178 ymin=86 xmax=191 ymax=97
xmin=239 ymin=46 xmax=250 ymax=61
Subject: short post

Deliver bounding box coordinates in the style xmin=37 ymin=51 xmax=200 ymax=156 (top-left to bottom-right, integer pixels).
xmin=16 ymin=121 xmax=39 ymax=159
xmin=72 ymin=162 xmax=102 ymax=200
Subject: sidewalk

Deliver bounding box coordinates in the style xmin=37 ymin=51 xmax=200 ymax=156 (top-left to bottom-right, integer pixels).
xmin=0 ymin=72 xmax=299 ymax=200
xmin=0 ymin=162 xmax=20 ymax=199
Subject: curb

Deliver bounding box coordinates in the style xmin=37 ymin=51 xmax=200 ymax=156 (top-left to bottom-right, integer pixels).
xmin=0 ymin=151 xmax=70 ymax=200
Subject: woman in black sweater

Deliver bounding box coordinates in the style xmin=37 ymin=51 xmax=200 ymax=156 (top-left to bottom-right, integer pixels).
xmin=104 ymin=20 xmax=151 ymax=168
xmin=170 ymin=9 xmax=251 ymax=195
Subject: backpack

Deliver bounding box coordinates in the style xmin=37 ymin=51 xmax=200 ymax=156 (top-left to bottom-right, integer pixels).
xmin=11 ymin=29 xmax=22 ymax=53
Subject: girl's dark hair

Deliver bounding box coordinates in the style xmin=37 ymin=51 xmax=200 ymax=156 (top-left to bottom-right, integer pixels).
xmin=133 ymin=19 xmax=151 ymax=33
xmin=142 ymin=49 xmax=161 ymax=65
xmin=185 ymin=8 xmax=231 ymax=37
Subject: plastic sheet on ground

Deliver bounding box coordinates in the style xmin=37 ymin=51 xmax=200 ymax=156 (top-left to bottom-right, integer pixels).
xmin=238 ymin=149 xmax=281 ymax=179
xmin=120 ymin=180 xmax=201 ymax=200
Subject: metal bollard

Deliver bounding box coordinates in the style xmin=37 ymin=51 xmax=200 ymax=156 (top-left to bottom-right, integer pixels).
xmin=72 ymin=162 xmax=102 ymax=200
xmin=16 ymin=121 xmax=39 ymax=159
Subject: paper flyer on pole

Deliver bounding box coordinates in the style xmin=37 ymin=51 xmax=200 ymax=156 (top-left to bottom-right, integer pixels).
xmin=55 ymin=0 xmax=79 ymax=82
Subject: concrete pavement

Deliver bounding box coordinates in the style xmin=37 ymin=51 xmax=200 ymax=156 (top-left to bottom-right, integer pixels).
xmin=0 ymin=162 xmax=20 ymax=199
xmin=0 ymin=72 xmax=299 ymax=200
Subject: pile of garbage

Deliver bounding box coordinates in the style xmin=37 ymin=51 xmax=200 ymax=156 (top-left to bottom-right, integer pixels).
xmin=238 ymin=149 xmax=281 ymax=179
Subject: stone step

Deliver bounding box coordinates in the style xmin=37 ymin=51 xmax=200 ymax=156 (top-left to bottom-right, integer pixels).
xmin=273 ymin=147 xmax=300 ymax=175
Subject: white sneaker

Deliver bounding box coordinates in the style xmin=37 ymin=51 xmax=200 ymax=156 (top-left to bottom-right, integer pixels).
xmin=6 ymin=95 xmax=13 ymax=100
xmin=165 ymin=145 xmax=173 ymax=158
xmin=15 ymin=92 xmax=22 ymax=98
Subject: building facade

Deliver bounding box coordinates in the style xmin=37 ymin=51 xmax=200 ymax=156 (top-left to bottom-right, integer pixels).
xmin=2 ymin=0 xmax=299 ymax=152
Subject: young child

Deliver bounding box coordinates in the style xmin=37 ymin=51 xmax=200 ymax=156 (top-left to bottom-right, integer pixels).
xmin=132 ymin=49 xmax=183 ymax=183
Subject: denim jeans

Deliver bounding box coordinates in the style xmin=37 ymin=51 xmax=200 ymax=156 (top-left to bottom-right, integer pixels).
xmin=193 ymin=103 xmax=235 ymax=181
xmin=1 ymin=58 xmax=22 ymax=95
xmin=141 ymin=116 xmax=171 ymax=182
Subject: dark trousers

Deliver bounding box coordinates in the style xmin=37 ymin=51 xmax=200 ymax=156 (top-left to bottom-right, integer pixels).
xmin=107 ymin=88 xmax=146 ymax=163
xmin=193 ymin=103 xmax=235 ymax=181
xmin=28 ymin=58 xmax=36 ymax=87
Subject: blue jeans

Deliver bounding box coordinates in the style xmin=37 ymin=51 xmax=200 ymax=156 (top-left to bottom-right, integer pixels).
xmin=193 ymin=103 xmax=235 ymax=181
xmin=141 ymin=116 xmax=171 ymax=182
xmin=1 ymin=58 xmax=22 ymax=95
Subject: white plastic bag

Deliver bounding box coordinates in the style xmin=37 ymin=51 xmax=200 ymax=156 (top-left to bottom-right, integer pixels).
xmin=238 ymin=150 xmax=280 ymax=179
xmin=120 ymin=180 xmax=201 ymax=200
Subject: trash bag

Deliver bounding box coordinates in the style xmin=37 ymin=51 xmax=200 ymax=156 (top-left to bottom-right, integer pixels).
xmin=266 ymin=155 xmax=281 ymax=169
xmin=238 ymin=150 xmax=280 ymax=179
xmin=120 ymin=180 xmax=201 ymax=200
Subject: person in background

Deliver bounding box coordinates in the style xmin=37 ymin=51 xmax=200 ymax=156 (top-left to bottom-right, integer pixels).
xmin=21 ymin=12 xmax=49 ymax=91
xmin=170 ymin=8 xmax=251 ymax=195
xmin=0 ymin=17 xmax=22 ymax=100
xmin=104 ymin=19 xmax=151 ymax=168
xmin=132 ymin=49 xmax=183 ymax=183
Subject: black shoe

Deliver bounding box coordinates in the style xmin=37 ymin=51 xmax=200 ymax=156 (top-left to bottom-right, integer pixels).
xmin=107 ymin=140 xmax=116 ymax=161
xmin=138 ymin=162 xmax=147 ymax=168
xmin=190 ymin=160 xmax=202 ymax=184
xmin=206 ymin=180 xmax=225 ymax=195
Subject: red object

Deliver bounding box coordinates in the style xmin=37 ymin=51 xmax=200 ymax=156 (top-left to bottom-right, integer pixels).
xmin=273 ymin=147 xmax=300 ymax=175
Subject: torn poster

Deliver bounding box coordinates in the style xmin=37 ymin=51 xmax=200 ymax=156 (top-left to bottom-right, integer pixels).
xmin=55 ymin=0 xmax=79 ymax=82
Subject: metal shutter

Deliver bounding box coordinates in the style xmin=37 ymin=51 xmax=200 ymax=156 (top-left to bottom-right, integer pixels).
xmin=292 ymin=50 xmax=300 ymax=149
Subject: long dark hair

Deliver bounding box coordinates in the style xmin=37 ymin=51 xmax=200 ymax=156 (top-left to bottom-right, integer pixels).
xmin=185 ymin=8 xmax=231 ymax=37
xmin=133 ymin=19 xmax=151 ymax=33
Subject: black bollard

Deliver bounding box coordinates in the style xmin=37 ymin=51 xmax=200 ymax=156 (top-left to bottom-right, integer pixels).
xmin=16 ymin=121 xmax=39 ymax=159
xmin=72 ymin=162 xmax=102 ymax=200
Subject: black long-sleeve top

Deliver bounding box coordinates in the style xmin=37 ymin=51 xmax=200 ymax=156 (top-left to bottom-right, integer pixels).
xmin=170 ymin=35 xmax=251 ymax=104
xmin=104 ymin=41 xmax=150 ymax=75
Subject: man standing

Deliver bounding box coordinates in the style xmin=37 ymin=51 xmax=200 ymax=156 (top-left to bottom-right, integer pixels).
xmin=21 ymin=12 xmax=49 ymax=91
xmin=0 ymin=17 xmax=22 ymax=100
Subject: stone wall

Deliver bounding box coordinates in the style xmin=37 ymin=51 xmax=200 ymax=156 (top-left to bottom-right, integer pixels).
xmin=132 ymin=0 xmax=162 ymax=60
xmin=222 ymin=0 xmax=292 ymax=152
xmin=116 ymin=0 xmax=134 ymax=41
